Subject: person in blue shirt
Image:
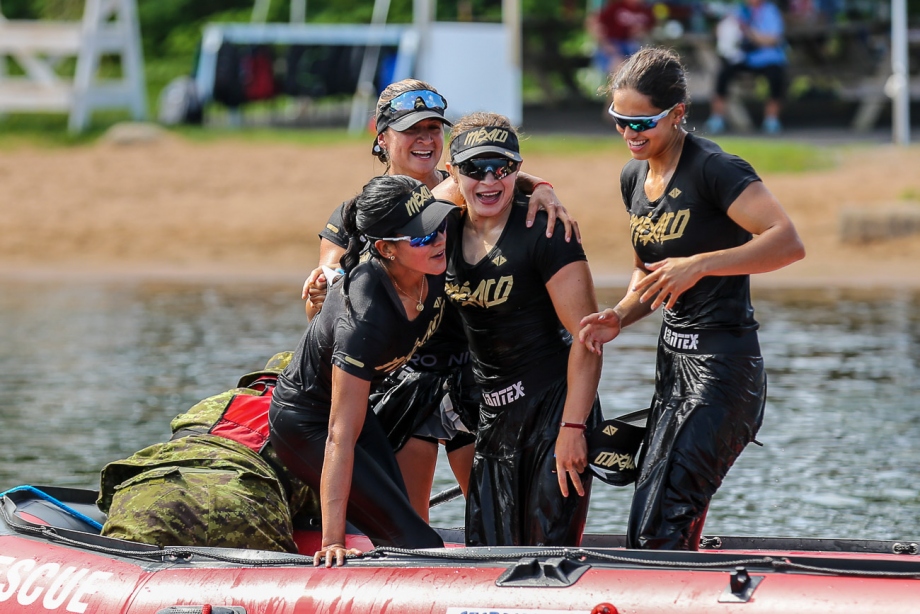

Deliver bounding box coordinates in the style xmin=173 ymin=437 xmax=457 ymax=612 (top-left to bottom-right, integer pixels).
xmin=706 ymin=0 xmax=787 ymax=135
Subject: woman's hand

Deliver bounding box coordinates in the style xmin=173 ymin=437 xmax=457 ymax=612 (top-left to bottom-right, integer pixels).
xmin=554 ymin=427 xmax=589 ymax=498
xmin=633 ymin=256 xmax=703 ymax=311
xmin=302 ymin=266 xmax=328 ymax=320
xmin=314 ymin=543 xmax=363 ymax=568
xmin=527 ymin=183 xmax=581 ymax=243
xmin=578 ymin=308 xmax=623 ymax=355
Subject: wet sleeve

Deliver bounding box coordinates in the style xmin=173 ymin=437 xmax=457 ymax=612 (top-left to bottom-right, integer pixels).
xmin=620 ymin=160 xmax=641 ymax=213
xmin=531 ymin=213 xmax=588 ymax=284
xmin=702 ymin=153 xmax=760 ymax=213
xmin=318 ymin=201 xmax=350 ymax=248
xmin=331 ymin=311 xmax=392 ymax=381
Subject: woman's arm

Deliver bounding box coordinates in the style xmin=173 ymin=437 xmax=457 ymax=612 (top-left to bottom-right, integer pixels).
xmin=545 ymin=260 xmax=603 ymax=498
xmin=632 ymin=181 xmax=805 ymax=312
xmin=516 ymin=172 xmax=581 ymax=243
xmin=433 ymin=173 xmax=581 ymax=242
xmin=578 ymin=252 xmax=657 ymax=355
xmin=303 ymin=239 xmax=347 ymax=320
xmin=315 ymin=365 xmax=370 ymax=567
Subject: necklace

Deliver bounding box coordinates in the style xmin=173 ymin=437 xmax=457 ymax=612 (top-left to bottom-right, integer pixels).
xmin=392 ymin=276 xmax=425 ymax=312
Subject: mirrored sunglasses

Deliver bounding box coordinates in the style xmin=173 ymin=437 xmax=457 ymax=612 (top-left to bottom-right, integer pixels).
xmin=388 ymin=89 xmax=447 ymax=113
xmin=456 ymin=158 xmax=519 ymax=181
xmin=373 ymin=218 xmax=449 ymax=248
xmin=607 ymin=104 xmax=677 ymax=132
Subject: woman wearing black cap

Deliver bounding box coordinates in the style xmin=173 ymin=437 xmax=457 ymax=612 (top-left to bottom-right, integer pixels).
xmin=444 ymin=112 xmax=604 ymax=547
xmin=269 ymin=175 xmax=457 ymax=566
xmin=301 ymin=79 xmax=574 ymax=523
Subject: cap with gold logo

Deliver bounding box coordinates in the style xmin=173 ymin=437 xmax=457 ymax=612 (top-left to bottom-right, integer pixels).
xmin=587 ymin=408 xmax=648 ymax=486
xmin=363 ymin=183 xmax=458 ymax=239
xmin=449 ymin=126 xmax=523 ymax=164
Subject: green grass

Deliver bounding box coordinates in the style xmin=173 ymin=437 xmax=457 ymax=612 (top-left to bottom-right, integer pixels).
xmin=706 ymin=136 xmax=839 ymax=174
xmin=519 ymin=133 xmax=839 ymax=174
xmin=0 ymin=110 xmax=840 ymax=176
xmin=170 ymin=124 xmax=367 ymax=147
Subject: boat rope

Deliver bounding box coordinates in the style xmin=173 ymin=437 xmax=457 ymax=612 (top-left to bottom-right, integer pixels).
xmin=4 ymin=497 xmax=920 ymax=579
xmin=369 ymin=546 xmax=920 ymax=580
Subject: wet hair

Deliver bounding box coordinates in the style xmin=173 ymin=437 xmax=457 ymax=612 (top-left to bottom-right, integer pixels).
xmin=339 ymin=174 xmax=424 ymax=310
xmin=373 ymin=79 xmax=442 ymax=169
xmin=446 ymin=112 xmax=518 ymax=155
xmin=607 ymin=47 xmax=689 ymax=111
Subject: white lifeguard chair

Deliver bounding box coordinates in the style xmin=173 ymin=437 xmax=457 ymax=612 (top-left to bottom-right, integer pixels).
xmin=0 ymin=0 xmax=147 ymax=132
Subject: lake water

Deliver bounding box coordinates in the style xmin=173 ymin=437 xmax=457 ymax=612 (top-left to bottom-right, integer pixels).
xmin=1 ymin=278 xmax=918 ymax=540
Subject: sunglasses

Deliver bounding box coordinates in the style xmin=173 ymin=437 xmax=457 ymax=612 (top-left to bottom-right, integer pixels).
xmin=455 ymin=158 xmax=520 ymax=181
xmin=373 ymin=218 xmax=449 ymax=248
xmin=607 ymin=104 xmax=677 ymax=132
xmin=388 ymin=89 xmax=447 ymax=113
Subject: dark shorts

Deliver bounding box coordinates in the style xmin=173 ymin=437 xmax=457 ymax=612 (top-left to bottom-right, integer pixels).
xmin=626 ymin=325 xmax=766 ymax=550
xmin=466 ymin=372 xmax=602 ymax=547
xmin=372 ymin=365 xmax=478 ymax=453
xmin=268 ymin=401 xmax=443 ymax=549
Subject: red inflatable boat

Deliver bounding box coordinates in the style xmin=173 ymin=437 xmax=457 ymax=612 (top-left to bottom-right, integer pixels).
xmin=2 ymin=484 xmax=919 ymax=613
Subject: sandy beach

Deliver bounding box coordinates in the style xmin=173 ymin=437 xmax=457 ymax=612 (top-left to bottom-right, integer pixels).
xmin=1 ymin=129 xmax=919 ymax=290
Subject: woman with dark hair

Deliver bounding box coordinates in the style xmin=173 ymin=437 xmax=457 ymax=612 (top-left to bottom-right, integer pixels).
xmin=578 ymin=47 xmax=804 ymax=550
xmin=269 ymin=175 xmax=456 ymax=566
xmin=444 ymin=112 xmax=604 ymax=548
xmin=301 ymin=79 xmax=574 ymax=522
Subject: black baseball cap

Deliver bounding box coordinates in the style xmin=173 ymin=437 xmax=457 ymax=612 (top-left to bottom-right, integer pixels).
xmin=587 ymin=408 xmax=648 ymax=487
xmin=364 ymin=183 xmax=458 ymax=239
xmin=371 ymin=89 xmax=452 ymax=156
xmin=449 ymin=126 xmax=523 ymax=164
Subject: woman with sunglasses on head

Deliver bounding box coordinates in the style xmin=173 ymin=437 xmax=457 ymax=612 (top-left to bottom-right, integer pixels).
xmin=304 ymin=79 xmax=577 ymax=318
xmin=301 ymin=79 xmax=575 ymax=523
xmin=444 ymin=113 xmax=603 ymax=547
xmin=269 ymin=175 xmax=456 ymax=566
xmin=578 ymin=47 xmax=804 ymax=550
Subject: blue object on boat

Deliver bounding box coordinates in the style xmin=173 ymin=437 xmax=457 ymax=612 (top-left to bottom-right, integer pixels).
xmin=0 ymin=484 xmax=104 ymax=531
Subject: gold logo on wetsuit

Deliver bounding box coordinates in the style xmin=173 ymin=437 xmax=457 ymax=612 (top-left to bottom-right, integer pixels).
xmin=326 ymin=223 xmax=340 ymax=233
xmin=463 ymin=127 xmax=511 ymax=146
xmin=375 ymin=298 xmax=445 ymax=373
xmin=668 ymin=188 xmax=682 ymax=199
xmin=630 ymin=209 xmax=690 ymax=246
xmin=403 ymin=185 xmax=434 ymax=216
xmin=445 ymin=276 xmax=513 ymax=309
xmin=491 ymin=254 xmax=507 ymax=267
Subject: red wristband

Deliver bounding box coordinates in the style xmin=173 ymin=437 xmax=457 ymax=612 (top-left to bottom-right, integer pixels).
xmin=559 ymin=421 xmax=586 ymax=431
xmin=533 ymin=181 xmax=554 ymax=191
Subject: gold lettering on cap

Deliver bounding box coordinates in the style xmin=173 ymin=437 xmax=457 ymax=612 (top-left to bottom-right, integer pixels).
xmin=463 ymin=127 xmax=510 ymax=147
xmin=404 ymin=185 xmax=433 ymax=216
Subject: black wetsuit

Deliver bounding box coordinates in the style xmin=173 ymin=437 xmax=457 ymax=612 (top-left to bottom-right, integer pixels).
xmin=269 ymin=258 xmax=445 ymax=548
xmin=320 ymin=195 xmax=477 ymax=452
xmin=446 ymin=200 xmax=602 ymax=547
xmin=620 ymin=133 xmax=767 ymax=550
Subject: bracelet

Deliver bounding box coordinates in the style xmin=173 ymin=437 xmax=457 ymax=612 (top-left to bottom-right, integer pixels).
xmin=559 ymin=421 xmax=587 ymax=431
xmin=532 ymin=180 xmax=554 ymax=191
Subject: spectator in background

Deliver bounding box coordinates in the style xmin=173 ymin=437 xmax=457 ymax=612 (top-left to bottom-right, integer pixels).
xmin=706 ymin=0 xmax=788 ymax=135
xmin=586 ymin=0 xmax=656 ymax=76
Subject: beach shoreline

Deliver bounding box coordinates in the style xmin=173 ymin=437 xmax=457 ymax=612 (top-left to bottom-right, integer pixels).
xmin=2 ymin=133 xmax=919 ymax=292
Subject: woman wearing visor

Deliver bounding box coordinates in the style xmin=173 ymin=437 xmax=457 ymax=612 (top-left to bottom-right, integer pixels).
xmin=269 ymin=175 xmax=457 ymax=566
xmin=578 ymin=47 xmax=804 ymax=550
xmin=302 ymin=80 xmax=574 ymax=522
xmin=444 ymin=112 xmax=603 ymax=547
